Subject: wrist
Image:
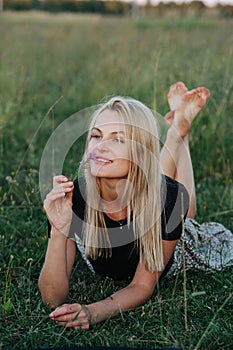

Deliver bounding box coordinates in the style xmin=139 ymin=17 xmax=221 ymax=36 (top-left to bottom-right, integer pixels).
xmin=50 ymin=226 xmax=70 ymax=240
xmin=86 ymin=299 xmax=121 ymax=325
xmin=81 ymin=305 xmax=92 ymax=325
xmin=167 ymin=127 xmax=183 ymax=144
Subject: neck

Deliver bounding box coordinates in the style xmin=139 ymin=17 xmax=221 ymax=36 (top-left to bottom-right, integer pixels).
xmin=104 ymin=208 xmax=128 ymax=221
xmin=99 ymin=177 xmax=129 ymax=217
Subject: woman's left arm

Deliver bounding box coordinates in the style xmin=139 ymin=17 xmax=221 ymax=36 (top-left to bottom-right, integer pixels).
xmin=49 ymin=239 xmax=178 ymax=329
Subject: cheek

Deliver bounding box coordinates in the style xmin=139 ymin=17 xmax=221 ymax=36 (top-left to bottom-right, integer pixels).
xmin=117 ymin=144 xmax=130 ymax=158
xmin=116 ymin=159 xmax=130 ymax=170
xmin=87 ymin=140 xmax=96 ymax=152
xmin=121 ymin=150 xmax=130 ymax=163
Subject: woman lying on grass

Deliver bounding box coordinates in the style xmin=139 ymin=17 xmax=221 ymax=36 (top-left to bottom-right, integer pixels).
xmin=38 ymin=82 xmax=233 ymax=330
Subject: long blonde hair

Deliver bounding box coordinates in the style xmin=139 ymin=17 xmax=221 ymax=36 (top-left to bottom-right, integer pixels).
xmin=81 ymin=96 xmax=164 ymax=272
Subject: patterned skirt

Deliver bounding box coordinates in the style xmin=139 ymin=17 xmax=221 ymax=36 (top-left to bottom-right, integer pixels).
xmin=167 ymin=218 xmax=233 ymax=277
xmin=75 ymin=218 xmax=233 ymax=277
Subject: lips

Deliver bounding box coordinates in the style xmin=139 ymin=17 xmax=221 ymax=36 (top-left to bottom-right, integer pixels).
xmin=94 ymin=157 xmax=113 ymax=164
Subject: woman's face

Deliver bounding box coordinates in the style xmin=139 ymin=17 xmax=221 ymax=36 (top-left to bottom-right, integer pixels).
xmin=88 ymin=109 xmax=130 ymax=179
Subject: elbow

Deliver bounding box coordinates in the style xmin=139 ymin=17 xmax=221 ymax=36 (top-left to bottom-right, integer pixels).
xmin=40 ymin=292 xmax=66 ymax=309
xmin=38 ymin=275 xmax=68 ymax=308
xmin=143 ymin=288 xmax=154 ymax=302
xmin=129 ymin=282 xmax=155 ymax=305
xmin=39 ymin=288 xmax=68 ymax=308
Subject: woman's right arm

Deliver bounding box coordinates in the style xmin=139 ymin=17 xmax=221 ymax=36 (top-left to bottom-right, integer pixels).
xmin=38 ymin=175 xmax=76 ymax=308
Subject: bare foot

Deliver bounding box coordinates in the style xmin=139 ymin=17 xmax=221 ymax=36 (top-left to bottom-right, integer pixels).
xmin=165 ymin=82 xmax=188 ymax=127
xmin=164 ymin=111 xmax=174 ymax=128
xmin=168 ymin=81 xmax=188 ymax=110
xmin=171 ymin=87 xmax=210 ymax=138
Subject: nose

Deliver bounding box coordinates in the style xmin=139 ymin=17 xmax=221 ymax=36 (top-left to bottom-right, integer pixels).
xmin=96 ymin=138 xmax=110 ymax=153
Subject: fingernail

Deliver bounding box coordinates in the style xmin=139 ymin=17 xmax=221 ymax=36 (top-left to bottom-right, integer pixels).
xmin=49 ymin=312 xmax=54 ymax=317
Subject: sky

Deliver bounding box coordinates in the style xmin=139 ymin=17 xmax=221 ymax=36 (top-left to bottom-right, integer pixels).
xmin=136 ymin=0 xmax=233 ymax=7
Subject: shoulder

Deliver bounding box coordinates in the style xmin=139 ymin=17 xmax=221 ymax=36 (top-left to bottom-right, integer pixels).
xmin=161 ymin=174 xmax=187 ymax=193
xmin=161 ymin=175 xmax=189 ymax=240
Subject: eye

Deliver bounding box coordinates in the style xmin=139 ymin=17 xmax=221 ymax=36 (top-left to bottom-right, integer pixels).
xmin=90 ymin=134 xmax=101 ymax=140
xmin=113 ymin=137 xmax=125 ymax=144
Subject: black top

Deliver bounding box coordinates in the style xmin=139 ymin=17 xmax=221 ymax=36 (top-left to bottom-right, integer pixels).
xmin=48 ymin=175 xmax=189 ymax=281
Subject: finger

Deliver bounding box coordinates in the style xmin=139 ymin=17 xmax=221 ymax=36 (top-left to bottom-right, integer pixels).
xmin=49 ymin=187 xmax=73 ymax=199
xmin=65 ymin=190 xmax=73 ymax=202
xmin=50 ymin=309 xmax=88 ymax=323
xmin=45 ymin=184 xmax=74 ymax=202
xmin=53 ymin=182 xmax=73 ymax=193
xmin=51 ymin=312 xmax=79 ymax=322
xmin=51 ymin=311 xmax=88 ymax=324
xmin=50 ymin=303 xmax=82 ymax=318
xmin=45 ymin=192 xmax=68 ymax=202
xmin=55 ymin=320 xmax=89 ymax=330
xmin=53 ymin=175 xmax=69 ymax=186
xmin=43 ymin=193 xmax=68 ymax=210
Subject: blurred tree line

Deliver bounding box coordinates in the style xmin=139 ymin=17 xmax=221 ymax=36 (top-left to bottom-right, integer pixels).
xmin=2 ymin=0 xmax=233 ymax=16
xmin=2 ymin=0 xmax=131 ymax=14
xmin=144 ymin=1 xmax=233 ymax=18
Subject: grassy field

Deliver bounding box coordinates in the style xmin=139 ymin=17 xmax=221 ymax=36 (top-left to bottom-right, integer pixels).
xmin=0 ymin=11 xmax=233 ymax=350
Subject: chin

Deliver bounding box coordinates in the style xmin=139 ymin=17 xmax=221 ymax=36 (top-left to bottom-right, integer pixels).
xmin=90 ymin=164 xmax=129 ymax=179
xmin=90 ymin=169 xmax=128 ymax=179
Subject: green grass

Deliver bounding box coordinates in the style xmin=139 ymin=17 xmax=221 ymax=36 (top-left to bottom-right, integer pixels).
xmin=0 ymin=11 xmax=233 ymax=350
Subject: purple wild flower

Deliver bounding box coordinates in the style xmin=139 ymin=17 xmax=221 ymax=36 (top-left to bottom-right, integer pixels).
xmin=87 ymin=152 xmax=97 ymax=161
xmin=80 ymin=152 xmax=97 ymax=168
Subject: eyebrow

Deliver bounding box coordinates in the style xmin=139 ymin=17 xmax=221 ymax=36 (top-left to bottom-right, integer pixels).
xmin=91 ymin=127 xmax=125 ymax=135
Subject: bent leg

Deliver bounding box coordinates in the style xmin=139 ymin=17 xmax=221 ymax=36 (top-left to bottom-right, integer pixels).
xmin=160 ymin=131 xmax=196 ymax=219
xmin=174 ymin=135 xmax=196 ymax=219
xmin=160 ymin=84 xmax=210 ymax=219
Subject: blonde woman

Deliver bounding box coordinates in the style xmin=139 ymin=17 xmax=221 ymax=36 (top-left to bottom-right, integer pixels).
xmin=39 ymin=83 xmax=231 ymax=330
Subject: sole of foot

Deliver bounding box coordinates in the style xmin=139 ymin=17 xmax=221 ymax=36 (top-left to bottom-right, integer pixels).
xmin=171 ymin=87 xmax=210 ymax=138
xmin=165 ymin=81 xmax=188 ymax=127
